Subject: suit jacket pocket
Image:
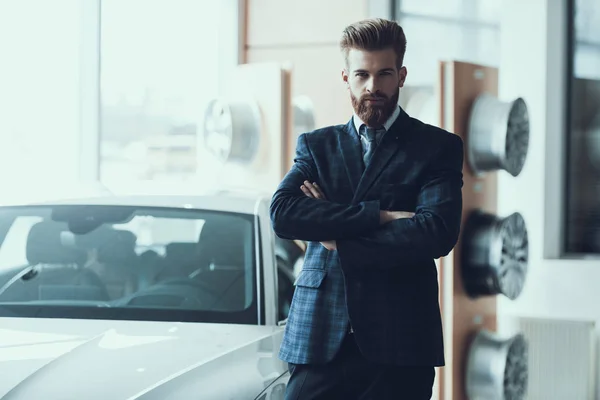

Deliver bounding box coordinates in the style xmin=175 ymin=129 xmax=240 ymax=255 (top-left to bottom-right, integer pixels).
xmin=295 ymin=269 xmax=327 ymax=288
xmin=380 ymin=183 xmax=419 ymax=211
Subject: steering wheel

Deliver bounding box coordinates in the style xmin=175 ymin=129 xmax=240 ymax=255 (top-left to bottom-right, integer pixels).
xmin=122 ymin=277 xmax=220 ymax=308
xmin=159 ymin=277 xmax=223 ymax=297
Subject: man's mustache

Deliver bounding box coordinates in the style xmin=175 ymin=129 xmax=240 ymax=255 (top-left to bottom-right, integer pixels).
xmin=361 ymin=94 xmax=388 ymax=102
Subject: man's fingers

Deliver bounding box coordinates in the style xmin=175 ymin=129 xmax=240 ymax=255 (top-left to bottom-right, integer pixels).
xmin=312 ymin=182 xmax=326 ymax=199
xmin=380 ymin=210 xmax=416 ymax=224
xmin=320 ymin=240 xmax=337 ymax=251
xmin=301 ymin=180 xmax=328 ymax=200
xmin=303 ymin=181 xmax=323 ymax=199
xmin=300 ymin=184 xmax=314 ymax=198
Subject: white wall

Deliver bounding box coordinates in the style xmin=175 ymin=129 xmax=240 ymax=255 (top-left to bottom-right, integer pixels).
xmin=498 ymin=0 xmax=600 ymax=395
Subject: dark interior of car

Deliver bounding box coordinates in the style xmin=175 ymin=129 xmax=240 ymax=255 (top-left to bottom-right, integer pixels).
xmin=0 ymin=217 xmax=254 ymax=312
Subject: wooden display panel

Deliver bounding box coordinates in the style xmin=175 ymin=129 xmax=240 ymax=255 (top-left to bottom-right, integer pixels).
xmin=197 ymin=62 xmax=292 ymax=192
xmin=437 ymin=61 xmax=499 ymax=400
xmin=247 ymin=46 xmax=352 ymax=167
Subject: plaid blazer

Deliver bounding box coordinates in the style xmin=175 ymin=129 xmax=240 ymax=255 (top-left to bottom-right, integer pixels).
xmin=270 ymin=108 xmax=463 ymax=366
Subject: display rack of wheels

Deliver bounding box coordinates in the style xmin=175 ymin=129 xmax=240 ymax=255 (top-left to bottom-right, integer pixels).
xmin=437 ymin=61 xmax=532 ymax=400
xmin=462 ymin=92 xmax=531 ymax=400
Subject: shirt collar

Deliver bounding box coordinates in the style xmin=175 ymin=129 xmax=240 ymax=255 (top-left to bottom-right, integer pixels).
xmin=353 ymin=105 xmax=401 ymax=135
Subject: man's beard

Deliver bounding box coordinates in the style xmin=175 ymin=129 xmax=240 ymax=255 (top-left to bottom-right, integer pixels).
xmin=351 ymin=88 xmax=400 ymax=128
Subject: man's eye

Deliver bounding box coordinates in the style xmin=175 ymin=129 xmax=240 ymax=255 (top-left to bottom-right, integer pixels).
xmin=356 ymin=73 xmax=367 ymax=78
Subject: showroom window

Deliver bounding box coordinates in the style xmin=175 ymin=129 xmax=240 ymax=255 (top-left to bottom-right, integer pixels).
xmin=98 ymin=0 xmax=240 ymax=187
xmin=564 ymin=0 xmax=600 ymax=254
xmin=0 ymin=0 xmax=86 ymax=202
xmin=394 ymin=0 xmax=501 ymax=87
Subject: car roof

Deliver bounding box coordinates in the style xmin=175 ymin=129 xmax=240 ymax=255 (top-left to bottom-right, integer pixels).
xmin=11 ymin=191 xmax=272 ymax=215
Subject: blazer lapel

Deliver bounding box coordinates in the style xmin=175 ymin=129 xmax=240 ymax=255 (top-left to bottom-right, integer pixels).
xmin=339 ymin=119 xmax=363 ymax=196
xmin=352 ymin=108 xmax=413 ymax=202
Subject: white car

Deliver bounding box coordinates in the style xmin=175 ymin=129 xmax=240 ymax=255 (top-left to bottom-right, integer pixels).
xmin=0 ymin=192 xmax=299 ymax=399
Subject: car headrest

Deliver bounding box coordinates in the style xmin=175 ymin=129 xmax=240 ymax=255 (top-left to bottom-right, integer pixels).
xmin=96 ymin=229 xmax=137 ymax=264
xmin=165 ymin=242 xmax=199 ymax=265
xmin=197 ymin=217 xmax=250 ymax=268
xmin=26 ymin=221 xmax=87 ymax=265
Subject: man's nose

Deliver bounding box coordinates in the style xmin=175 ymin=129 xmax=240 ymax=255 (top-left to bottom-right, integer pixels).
xmin=366 ymin=76 xmax=380 ymax=93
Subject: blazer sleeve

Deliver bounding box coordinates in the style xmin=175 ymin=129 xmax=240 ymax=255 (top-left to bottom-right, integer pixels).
xmin=336 ymin=133 xmax=464 ymax=269
xmin=270 ymin=133 xmax=381 ymax=241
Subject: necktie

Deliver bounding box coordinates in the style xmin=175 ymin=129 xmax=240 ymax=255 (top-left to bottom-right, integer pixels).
xmin=362 ymin=126 xmax=382 ymax=166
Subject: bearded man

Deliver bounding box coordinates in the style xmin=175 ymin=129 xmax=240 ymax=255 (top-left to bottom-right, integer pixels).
xmin=270 ymin=18 xmax=464 ymax=400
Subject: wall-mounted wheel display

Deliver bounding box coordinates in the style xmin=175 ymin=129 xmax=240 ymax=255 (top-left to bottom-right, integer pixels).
xmin=202 ymin=97 xmax=262 ymax=165
xmin=461 ymin=210 xmax=529 ymax=300
xmin=466 ymin=329 xmax=529 ymax=400
xmin=467 ymin=93 xmax=530 ymax=177
xmin=292 ymin=95 xmax=316 ymax=141
xmin=399 ymin=86 xmax=438 ymax=127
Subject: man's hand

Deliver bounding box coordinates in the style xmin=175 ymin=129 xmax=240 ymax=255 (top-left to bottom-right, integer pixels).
xmin=300 ymin=180 xmax=415 ymax=250
xmin=300 ymin=180 xmax=326 ymax=200
xmin=379 ymin=210 xmax=415 ymax=224
xmin=300 ymin=181 xmax=337 ymax=250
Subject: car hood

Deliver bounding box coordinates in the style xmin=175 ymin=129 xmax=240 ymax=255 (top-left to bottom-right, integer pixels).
xmin=0 ymin=317 xmax=286 ymax=400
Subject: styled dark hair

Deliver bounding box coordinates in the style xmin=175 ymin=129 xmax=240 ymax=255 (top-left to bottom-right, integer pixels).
xmin=340 ymin=18 xmax=407 ymax=68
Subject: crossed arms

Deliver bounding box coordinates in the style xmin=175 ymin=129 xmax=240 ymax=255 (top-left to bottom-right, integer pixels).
xmin=269 ymin=133 xmax=464 ymax=268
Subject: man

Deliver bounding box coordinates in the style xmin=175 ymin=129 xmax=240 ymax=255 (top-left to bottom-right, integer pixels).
xmin=270 ymin=18 xmax=463 ymax=399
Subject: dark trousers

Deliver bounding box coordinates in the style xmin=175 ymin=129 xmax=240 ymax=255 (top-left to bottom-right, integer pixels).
xmin=284 ymin=333 xmax=435 ymax=400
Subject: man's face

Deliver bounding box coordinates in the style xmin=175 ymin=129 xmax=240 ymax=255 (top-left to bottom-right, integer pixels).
xmin=342 ymin=47 xmax=407 ymax=127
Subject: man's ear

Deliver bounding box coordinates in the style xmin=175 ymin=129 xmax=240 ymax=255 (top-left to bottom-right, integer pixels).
xmin=342 ymin=69 xmax=349 ymax=86
xmin=399 ymin=66 xmax=407 ymax=88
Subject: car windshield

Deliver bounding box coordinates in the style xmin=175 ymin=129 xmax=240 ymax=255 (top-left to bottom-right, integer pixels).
xmin=0 ymin=205 xmax=257 ymax=324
